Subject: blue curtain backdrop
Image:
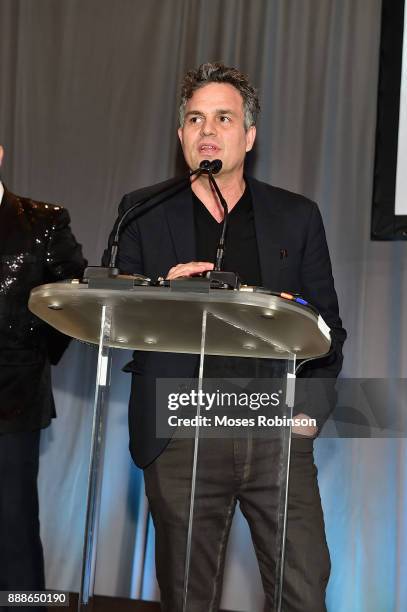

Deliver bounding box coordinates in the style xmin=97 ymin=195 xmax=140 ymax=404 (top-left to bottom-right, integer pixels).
xmin=1 ymin=1 xmax=406 ymax=610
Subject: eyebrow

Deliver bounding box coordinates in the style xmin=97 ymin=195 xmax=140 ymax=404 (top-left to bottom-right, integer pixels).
xmin=185 ymin=109 xmax=236 ymax=117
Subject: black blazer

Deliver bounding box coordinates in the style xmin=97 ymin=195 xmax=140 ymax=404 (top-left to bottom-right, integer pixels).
xmin=103 ymin=176 xmax=347 ymax=467
xmin=0 ymin=187 xmax=86 ymax=433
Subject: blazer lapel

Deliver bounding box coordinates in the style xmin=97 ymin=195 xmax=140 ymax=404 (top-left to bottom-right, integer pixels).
xmin=247 ymin=177 xmax=284 ymax=291
xmin=163 ymin=177 xmax=284 ymax=288
xmin=164 ymin=185 xmax=196 ymax=263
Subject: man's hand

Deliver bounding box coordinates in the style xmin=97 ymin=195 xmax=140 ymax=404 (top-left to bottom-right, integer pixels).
xmin=292 ymin=413 xmax=318 ymax=437
xmin=166 ymin=261 xmax=214 ymax=280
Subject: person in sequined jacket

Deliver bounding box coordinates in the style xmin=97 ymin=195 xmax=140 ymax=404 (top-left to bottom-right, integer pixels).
xmin=0 ymin=144 xmax=86 ymax=607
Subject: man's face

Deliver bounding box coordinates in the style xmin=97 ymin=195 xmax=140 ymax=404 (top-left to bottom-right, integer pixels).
xmin=178 ymin=83 xmax=256 ymax=179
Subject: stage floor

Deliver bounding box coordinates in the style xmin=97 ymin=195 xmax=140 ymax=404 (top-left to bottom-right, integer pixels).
xmin=66 ymin=593 xmax=235 ymax=611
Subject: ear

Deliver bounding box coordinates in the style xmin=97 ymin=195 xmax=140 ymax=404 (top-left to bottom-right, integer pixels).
xmin=245 ymin=126 xmax=256 ymax=152
xmin=0 ymin=146 xmax=4 ymax=167
xmin=177 ymin=127 xmax=183 ymax=147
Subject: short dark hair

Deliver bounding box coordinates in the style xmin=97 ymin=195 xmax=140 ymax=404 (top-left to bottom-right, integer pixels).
xmin=179 ymin=62 xmax=260 ymax=130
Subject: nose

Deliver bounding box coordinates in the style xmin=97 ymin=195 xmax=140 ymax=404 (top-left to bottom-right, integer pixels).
xmin=200 ymin=117 xmax=216 ymax=136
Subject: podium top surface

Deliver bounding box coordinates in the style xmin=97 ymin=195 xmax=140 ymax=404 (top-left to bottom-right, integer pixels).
xmin=29 ymin=280 xmax=331 ymax=359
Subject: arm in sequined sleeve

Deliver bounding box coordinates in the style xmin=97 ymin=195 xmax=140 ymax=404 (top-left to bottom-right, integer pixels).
xmin=44 ymin=207 xmax=87 ymax=281
xmin=42 ymin=207 xmax=87 ymax=364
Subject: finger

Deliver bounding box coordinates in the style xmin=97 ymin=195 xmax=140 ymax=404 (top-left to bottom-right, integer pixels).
xmin=166 ymin=262 xmax=214 ymax=279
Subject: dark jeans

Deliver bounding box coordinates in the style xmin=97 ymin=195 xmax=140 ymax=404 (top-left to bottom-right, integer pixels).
xmin=0 ymin=430 xmax=45 ymax=612
xmin=144 ymin=435 xmax=330 ymax=612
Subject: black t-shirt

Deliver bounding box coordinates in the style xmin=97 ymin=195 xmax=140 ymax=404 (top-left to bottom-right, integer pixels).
xmin=193 ymin=186 xmax=281 ymax=378
xmin=193 ymin=186 xmax=261 ymax=287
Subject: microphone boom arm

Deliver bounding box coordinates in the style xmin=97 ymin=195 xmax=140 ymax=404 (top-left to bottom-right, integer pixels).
xmin=207 ymin=172 xmax=228 ymax=272
xmin=108 ymin=166 xmax=203 ymax=269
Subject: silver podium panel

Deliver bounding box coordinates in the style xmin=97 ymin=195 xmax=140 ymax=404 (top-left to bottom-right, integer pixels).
xmin=29 ymin=281 xmax=330 ymax=359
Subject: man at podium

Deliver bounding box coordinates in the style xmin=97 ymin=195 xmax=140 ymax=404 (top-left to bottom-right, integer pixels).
xmin=0 ymin=144 xmax=86 ymax=609
xmin=105 ymin=63 xmax=346 ymax=611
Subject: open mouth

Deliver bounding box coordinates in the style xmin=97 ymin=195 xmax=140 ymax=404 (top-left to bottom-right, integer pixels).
xmin=198 ymin=143 xmax=220 ymax=155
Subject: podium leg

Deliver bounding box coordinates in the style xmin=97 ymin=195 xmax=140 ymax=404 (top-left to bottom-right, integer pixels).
xmin=78 ymin=305 xmax=112 ymax=611
xmin=274 ymin=365 xmax=296 ymax=612
xmin=182 ymin=310 xmax=208 ymax=612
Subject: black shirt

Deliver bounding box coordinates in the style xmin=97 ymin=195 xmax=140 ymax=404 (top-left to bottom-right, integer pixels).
xmin=193 ymin=186 xmax=262 ymax=287
xmin=193 ymin=185 xmax=273 ymax=378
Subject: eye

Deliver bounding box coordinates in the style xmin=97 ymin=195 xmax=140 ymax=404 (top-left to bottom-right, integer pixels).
xmin=189 ymin=115 xmax=203 ymax=124
xmin=219 ymin=115 xmax=231 ymax=123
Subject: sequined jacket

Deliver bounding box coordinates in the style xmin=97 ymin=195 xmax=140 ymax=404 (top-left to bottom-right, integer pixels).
xmin=0 ymin=186 xmax=86 ymax=433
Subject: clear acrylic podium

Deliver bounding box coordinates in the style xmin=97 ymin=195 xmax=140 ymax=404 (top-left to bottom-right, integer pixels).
xmin=29 ymin=277 xmax=331 ymax=612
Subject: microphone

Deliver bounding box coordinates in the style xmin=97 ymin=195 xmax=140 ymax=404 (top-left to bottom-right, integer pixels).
xmin=199 ymin=159 xmax=222 ymax=174
xmin=201 ymin=159 xmax=228 ymax=271
xmin=199 ymin=159 xmax=241 ymax=288
xmin=86 ymin=159 xmax=239 ymax=290
xmin=209 ymin=159 xmax=222 ymax=174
